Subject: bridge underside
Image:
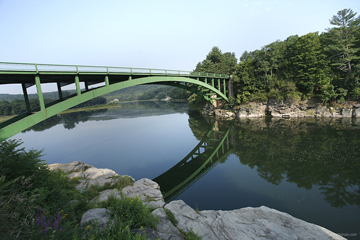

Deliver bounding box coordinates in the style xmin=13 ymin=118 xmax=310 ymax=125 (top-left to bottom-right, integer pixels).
xmin=0 ymin=64 xmax=231 ymax=141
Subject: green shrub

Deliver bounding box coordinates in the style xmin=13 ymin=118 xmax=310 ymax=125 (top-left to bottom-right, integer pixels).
xmin=105 ymin=195 xmax=158 ymax=229
xmin=111 ymin=175 xmax=135 ymax=190
xmin=0 ymin=175 xmax=35 ymax=239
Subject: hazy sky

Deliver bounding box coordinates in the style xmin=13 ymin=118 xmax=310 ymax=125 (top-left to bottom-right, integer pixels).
xmin=1 ymin=0 xmax=359 ymax=94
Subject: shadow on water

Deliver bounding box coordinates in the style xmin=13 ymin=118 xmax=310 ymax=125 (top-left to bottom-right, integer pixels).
xmin=153 ymin=120 xmax=233 ymax=202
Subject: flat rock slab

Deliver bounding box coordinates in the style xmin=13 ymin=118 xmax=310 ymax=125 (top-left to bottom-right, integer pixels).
xmin=122 ymin=178 xmax=165 ymax=209
xmin=48 ymin=161 xmax=92 ymax=172
xmin=165 ymin=200 xmax=345 ymax=240
xmin=68 ymin=167 xmax=118 ymax=191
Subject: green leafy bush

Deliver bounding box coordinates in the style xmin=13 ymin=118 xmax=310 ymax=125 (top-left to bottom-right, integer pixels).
xmin=105 ymin=195 xmax=158 ymax=229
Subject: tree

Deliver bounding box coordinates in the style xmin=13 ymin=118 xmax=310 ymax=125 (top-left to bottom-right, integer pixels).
xmin=283 ymin=33 xmax=331 ymax=99
xmin=168 ymin=88 xmax=188 ymax=99
xmin=326 ymin=9 xmax=360 ymax=73
xmin=254 ymin=40 xmax=285 ymax=79
xmin=10 ymin=100 xmax=26 ymax=114
xmin=194 ymin=47 xmax=237 ymax=75
xmin=322 ymin=8 xmax=360 ymax=96
xmin=0 ymin=100 xmax=11 ymax=115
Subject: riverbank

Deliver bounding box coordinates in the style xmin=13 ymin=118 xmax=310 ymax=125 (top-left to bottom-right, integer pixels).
xmin=48 ymin=161 xmax=346 ymax=240
xmin=203 ymin=99 xmax=360 ymax=119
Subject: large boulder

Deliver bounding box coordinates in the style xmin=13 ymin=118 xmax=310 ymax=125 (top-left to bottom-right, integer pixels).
xmin=81 ymin=208 xmax=112 ymax=230
xmin=68 ymin=167 xmax=118 ymax=191
xmin=122 ymin=178 xmax=165 ymax=209
xmin=353 ymin=107 xmax=360 ymax=117
xmin=341 ymin=108 xmax=353 ymax=117
xmin=164 ymin=200 xmax=345 ymax=240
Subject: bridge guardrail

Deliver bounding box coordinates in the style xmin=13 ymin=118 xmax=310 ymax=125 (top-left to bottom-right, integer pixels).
xmin=0 ymin=62 xmax=229 ymax=78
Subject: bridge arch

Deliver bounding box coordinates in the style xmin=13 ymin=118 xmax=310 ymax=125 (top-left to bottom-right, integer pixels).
xmin=0 ymin=69 xmax=230 ymax=141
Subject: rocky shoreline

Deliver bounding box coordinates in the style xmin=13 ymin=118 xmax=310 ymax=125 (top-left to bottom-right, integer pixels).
xmin=49 ymin=161 xmax=345 ymax=240
xmin=203 ymin=99 xmax=360 ymax=119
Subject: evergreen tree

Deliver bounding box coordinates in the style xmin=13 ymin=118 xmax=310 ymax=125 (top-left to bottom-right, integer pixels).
xmin=322 ymin=8 xmax=360 ymax=98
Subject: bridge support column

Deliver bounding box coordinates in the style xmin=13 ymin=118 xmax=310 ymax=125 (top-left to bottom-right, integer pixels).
xmin=84 ymin=82 xmax=89 ymax=91
xmin=75 ymin=75 xmax=81 ymax=96
xmin=57 ymin=82 xmax=63 ymax=100
xmin=211 ymin=95 xmax=226 ymax=108
xmin=35 ymin=74 xmax=45 ymax=110
xmin=228 ymin=78 xmax=234 ymax=99
xmin=22 ymin=83 xmax=31 ymax=112
xmin=223 ymin=79 xmax=226 ymax=95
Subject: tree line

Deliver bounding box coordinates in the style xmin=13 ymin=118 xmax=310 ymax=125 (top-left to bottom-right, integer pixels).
xmin=194 ymin=8 xmax=360 ymax=104
xmin=0 ymin=97 xmax=107 ymax=116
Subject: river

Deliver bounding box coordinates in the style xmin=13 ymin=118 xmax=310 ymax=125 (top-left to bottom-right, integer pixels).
xmin=10 ymin=101 xmax=360 ymax=238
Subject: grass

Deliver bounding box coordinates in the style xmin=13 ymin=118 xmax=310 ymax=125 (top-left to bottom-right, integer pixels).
xmin=164 ymin=208 xmax=178 ymax=227
xmin=180 ymin=228 xmax=203 ymax=240
xmin=0 ymin=115 xmax=15 ymax=123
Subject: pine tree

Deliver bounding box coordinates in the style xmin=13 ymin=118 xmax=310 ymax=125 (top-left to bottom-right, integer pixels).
xmin=323 ymin=9 xmax=360 ymax=88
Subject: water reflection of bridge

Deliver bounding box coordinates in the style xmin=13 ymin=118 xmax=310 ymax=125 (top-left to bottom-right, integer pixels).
xmin=153 ymin=123 xmax=232 ymax=201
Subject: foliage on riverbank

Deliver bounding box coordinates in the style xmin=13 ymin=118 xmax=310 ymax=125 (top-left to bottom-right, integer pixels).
xmin=196 ymin=8 xmax=360 ymax=105
xmin=0 ymin=140 xmax=158 ymax=239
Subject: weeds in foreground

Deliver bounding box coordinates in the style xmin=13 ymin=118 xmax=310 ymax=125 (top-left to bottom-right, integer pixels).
xmin=180 ymin=227 xmax=203 ymax=240
xmin=164 ymin=208 xmax=178 ymax=227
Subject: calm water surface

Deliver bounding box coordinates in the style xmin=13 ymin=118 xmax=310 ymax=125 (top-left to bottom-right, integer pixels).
xmin=11 ymin=101 xmax=360 ymax=238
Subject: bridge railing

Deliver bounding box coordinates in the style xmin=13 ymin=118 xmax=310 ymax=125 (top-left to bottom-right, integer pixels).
xmin=0 ymin=62 xmax=229 ymax=78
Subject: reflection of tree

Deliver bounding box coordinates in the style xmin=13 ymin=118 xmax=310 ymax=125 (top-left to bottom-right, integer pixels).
xmin=188 ymin=113 xmax=212 ymax=140
xmin=319 ymin=177 xmax=358 ymax=208
xmin=232 ymin=118 xmax=360 ymax=209
xmin=23 ymin=115 xmax=62 ymax=132
xmin=62 ymin=109 xmax=108 ymax=130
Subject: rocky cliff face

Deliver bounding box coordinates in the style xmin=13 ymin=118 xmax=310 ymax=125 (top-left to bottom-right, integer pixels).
xmin=203 ymin=99 xmax=360 ymax=119
xmin=48 ymin=161 xmax=345 ymax=240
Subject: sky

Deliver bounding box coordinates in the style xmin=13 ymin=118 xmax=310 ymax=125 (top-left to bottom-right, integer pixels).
xmin=1 ymin=0 xmax=360 ymax=94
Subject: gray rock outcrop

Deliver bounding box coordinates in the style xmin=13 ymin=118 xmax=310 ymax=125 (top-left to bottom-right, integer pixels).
xmin=80 ymin=208 xmax=112 ymax=230
xmin=68 ymin=167 xmax=118 ymax=191
xmin=90 ymin=189 xmax=122 ymax=203
xmin=204 ymin=99 xmax=360 ymax=119
xmin=49 ymin=162 xmax=346 ymax=240
xmin=164 ymin=200 xmax=345 ymax=240
xmin=152 ymin=208 xmax=183 ymax=240
xmin=122 ymin=178 xmax=165 ymax=209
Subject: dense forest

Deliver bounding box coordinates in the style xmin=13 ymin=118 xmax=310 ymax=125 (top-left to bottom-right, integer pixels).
xmin=195 ymin=8 xmax=360 ymax=105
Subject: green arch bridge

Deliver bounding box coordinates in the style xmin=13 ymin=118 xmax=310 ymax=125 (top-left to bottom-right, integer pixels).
xmin=0 ymin=62 xmax=232 ymax=141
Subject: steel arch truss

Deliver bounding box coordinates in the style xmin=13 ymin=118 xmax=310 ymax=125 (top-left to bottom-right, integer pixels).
xmin=0 ymin=76 xmax=229 ymax=141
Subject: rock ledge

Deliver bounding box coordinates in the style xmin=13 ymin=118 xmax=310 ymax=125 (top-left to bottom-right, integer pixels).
xmin=48 ymin=161 xmax=345 ymax=240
